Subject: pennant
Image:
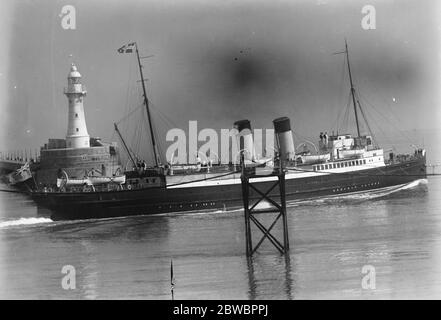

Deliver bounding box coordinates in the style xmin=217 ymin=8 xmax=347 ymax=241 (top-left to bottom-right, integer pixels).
xmin=117 ymin=42 xmax=136 ymax=54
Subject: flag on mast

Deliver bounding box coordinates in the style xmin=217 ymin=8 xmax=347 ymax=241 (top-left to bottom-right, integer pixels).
xmin=117 ymin=42 xmax=136 ymax=54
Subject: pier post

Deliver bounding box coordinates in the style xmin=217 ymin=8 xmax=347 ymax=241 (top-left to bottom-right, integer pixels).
xmin=240 ymin=155 xmax=290 ymax=256
xmin=238 ymin=117 xmax=295 ymax=256
xmin=241 ymin=157 xmax=253 ymax=256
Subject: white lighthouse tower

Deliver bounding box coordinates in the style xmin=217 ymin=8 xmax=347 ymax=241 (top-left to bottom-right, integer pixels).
xmin=64 ymin=63 xmax=90 ymax=149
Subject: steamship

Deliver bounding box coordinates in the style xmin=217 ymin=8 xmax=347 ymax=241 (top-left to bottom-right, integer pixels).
xmin=26 ymin=42 xmax=426 ymax=220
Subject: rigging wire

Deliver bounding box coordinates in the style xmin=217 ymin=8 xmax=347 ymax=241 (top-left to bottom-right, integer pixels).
xmin=341 ymin=92 xmax=352 ymax=134
xmin=356 ymin=93 xmax=393 ymax=145
xmin=354 ymin=90 xmax=378 ymax=145
xmin=342 ymin=92 xmax=353 ymax=133
xmin=357 ymin=90 xmax=417 ymax=145
xmin=331 ymin=53 xmax=350 ymax=132
xmin=363 ymin=75 xmax=417 ymax=142
xmin=114 ymin=103 xmax=144 ymax=126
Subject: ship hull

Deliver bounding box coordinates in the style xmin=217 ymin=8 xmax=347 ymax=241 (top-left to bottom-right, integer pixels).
xmin=30 ymin=157 xmax=426 ymax=220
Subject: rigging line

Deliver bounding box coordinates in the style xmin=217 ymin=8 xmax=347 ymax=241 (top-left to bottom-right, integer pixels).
xmin=136 ymin=98 xmax=165 ymax=161
xmin=144 ymin=104 xmax=163 ymax=164
xmin=150 ymin=119 xmax=163 ymax=165
xmin=153 ymin=109 xmax=177 ymax=134
xmin=123 ymin=57 xmax=133 ymax=123
xmin=357 ymin=90 xmax=398 ymax=129
xmin=115 ymin=103 xmax=144 ymax=125
xmin=358 ymin=97 xmax=416 ymax=148
xmin=149 ymin=101 xmax=179 ymax=130
xmin=119 ymin=97 xmax=163 ymax=165
xmin=357 ymin=99 xmax=389 ymax=146
xmin=356 ymin=93 xmax=395 ymax=143
xmin=140 ymin=103 xmax=163 ymax=164
xmin=342 ymin=93 xmax=352 ymax=134
xmin=291 ymin=131 xmax=320 ymax=151
xmin=152 ymin=111 xmax=175 ymax=148
xmin=118 ymin=120 xmax=140 ymax=162
xmin=155 ymin=127 xmax=166 ymax=165
xmin=139 ymin=113 xmax=148 ymax=157
xmin=357 ymin=92 xmax=408 ymax=149
xmin=363 ymin=74 xmax=407 ymax=126
xmin=131 ymin=112 xmax=144 ymax=157
xmin=130 ymin=114 xmax=139 ymax=154
xmin=355 ymin=91 xmax=378 ymax=145
xmin=156 ymin=128 xmax=165 ymax=162
xmin=357 ymin=90 xmax=416 ymax=144
xmin=330 ymin=90 xmax=348 ymax=132
xmin=123 ymin=57 xmax=138 ymax=134
xmin=339 ymin=52 xmax=348 ymax=104
xmin=339 ymin=91 xmax=353 ymax=134
xmin=334 ymin=52 xmax=349 ymax=130
xmin=340 ymin=92 xmax=350 ymax=132
xmin=291 ymin=131 xmax=307 ymax=143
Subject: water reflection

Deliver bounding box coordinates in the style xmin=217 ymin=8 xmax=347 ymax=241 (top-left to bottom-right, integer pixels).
xmin=246 ymin=254 xmax=293 ymax=300
xmin=80 ymin=240 xmax=99 ymax=300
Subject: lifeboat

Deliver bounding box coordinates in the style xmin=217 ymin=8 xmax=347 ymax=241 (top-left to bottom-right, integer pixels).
xmin=299 ymin=153 xmax=331 ymax=164
xmin=56 ymin=170 xmax=126 ymax=188
xmin=338 ymin=148 xmax=365 ymax=159
xmin=88 ymin=175 xmax=126 ymax=185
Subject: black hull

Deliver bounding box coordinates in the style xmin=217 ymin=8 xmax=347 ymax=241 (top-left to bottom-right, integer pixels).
xmin=31 ymin=157 xmax=427 ymax=220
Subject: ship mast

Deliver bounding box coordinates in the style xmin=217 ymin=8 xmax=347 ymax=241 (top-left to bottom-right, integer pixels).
xmin=134 ymin=42 xmax=160 ymax=167
xmin=345 ymin=39 xmax=361 ymax=138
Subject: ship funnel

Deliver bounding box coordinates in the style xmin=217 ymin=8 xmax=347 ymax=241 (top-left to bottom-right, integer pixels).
xmin=273 ymin=117 xmax=295 ymax=162
xmin=234 ymin=119 xmax=255 ymax=162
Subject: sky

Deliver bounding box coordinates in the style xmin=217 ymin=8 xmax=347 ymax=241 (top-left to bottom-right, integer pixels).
xmin=1 ymin=0 xmax=440 ymax=163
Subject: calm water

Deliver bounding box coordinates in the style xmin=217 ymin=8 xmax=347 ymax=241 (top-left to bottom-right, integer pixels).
xmin=0 ymin=177 xmax=440 ymax=300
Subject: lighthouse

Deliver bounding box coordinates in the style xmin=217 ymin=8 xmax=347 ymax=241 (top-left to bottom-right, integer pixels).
xmin=36 ymin=62 xmax=122 ymax=186
xmin=64 ymin=63 xmax=90 ymax=149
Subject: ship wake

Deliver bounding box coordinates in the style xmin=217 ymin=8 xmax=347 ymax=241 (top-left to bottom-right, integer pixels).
xmin=287 ymin=178 xmax=428 ymax=207
xmin=0 ymin=217 xmax=53 ymax=229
